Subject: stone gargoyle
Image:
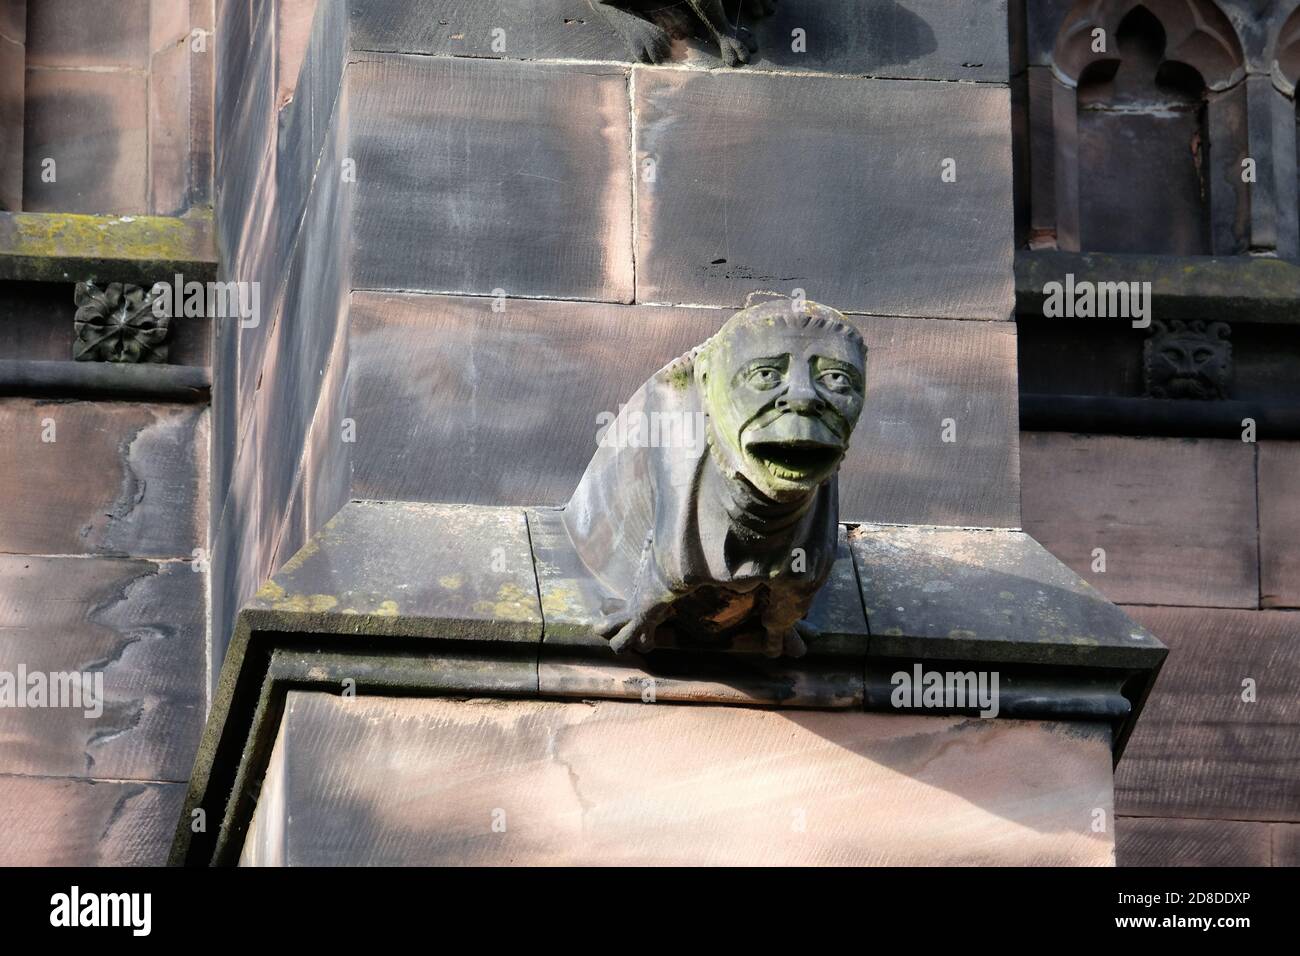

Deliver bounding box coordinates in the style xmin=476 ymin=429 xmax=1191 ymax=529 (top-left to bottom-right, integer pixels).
xmin=559 ymin=295 xmax=866 ymax=658
xmin=589 ymin=0 xmax=777 ymax=66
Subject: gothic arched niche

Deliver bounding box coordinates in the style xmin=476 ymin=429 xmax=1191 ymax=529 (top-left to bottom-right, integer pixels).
xmin=1077 ymin=7 xmax=1211 ymax=253
xmin=1047 ymin=0 xmax=1246 ymax=254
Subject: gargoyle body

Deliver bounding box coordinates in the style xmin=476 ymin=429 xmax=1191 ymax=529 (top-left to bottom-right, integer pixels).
xmin=590 ymin=0 xmax=776 ymax=66
xmin=560 ymin=298 xmax=867 ymax=658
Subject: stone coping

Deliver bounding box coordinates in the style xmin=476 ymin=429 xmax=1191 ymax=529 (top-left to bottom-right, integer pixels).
xmin=0 ymin=211 xmax=217 ymax=285
xmin=1016 ymin=249 xmax=1300 ymax=325
xmin=171 ymin=499 xmax=1165 ymax=865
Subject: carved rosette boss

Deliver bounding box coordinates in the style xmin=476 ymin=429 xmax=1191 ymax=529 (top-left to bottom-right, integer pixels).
xmin=73 ymin=281 xmax=170 ymax=364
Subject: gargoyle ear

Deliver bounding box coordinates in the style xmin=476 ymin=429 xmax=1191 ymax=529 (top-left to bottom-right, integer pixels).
xmin=1207 ymin=321 xmax=1231 ymax=341
xmin=744 ymin=289 xmax=789 ymax=308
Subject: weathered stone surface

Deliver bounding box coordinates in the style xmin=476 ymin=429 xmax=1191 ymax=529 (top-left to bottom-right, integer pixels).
xmin=22 ymin=68 xmax=148 ymax=215
xmin=634 ymin=69 xmax=1013 ymax=318
xmin=0 ymin=0 xmax=24 ymax=45
xmin=349 ymin=294 xmax=1020 ymax=527
xmin=187 ymin=0 xmax=213 ymax=206
xmin=148 ymin=40 xmax=192 ymax=216
xmin=1260 ymin=442 xmax=1300 ymax=609
xmin=241 ymin=500 xmax=542 ymax=645
xmin=149 ymin=0 xmax=191 ymax=54
xmin=0 ymin=23 xmax=22 ymax=212
xmin=348 ymin=53 xmax=634 ymax=302
xmin=850 ymin=523 xmax=1164 ymax=668
xmin=25 ymin=0 xmax=149 ymax=69
xmin=1276 ymin=823 xmax=1300 ymax=866
xmin=0 ymin=774 xmax=184 ymax=866
xmin=0 ymin=399 xmax=207 ymax=558
xmin=1020 ymin=433 xmax=1258 ymax=609
xmin=278 ymin=0 xmax=319 ymax=107
xmin=850 ymin=315 xmax=1018 ymax=526
xmin=0 ymin=556 xmax=204 ymax=782
xmin=1116 ymin=816 xmax=1273 ymax=867
xmin=1116 ymin=606 xmax=1300 ymax=823
xmin=239 ymin=692 xmax=1114 ymax=866
xmin=346 ymin=0 xmax=1009 ymax=81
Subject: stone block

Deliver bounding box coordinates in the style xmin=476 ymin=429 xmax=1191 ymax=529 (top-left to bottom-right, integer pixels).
xmin=0 ymin=556 xmax=204 ymax=782
xmin=348 ymin=53 xmax=634 ymax=302
xmin=1116 ymin=606 xmax=1300 ymax=823
xmin=850 ymin=523 xmax=1164 ymax=669
xmin=23 ymin=69 xmax=148 ymax=215
xmin=0 ymin=399 xmax=207 ymax=558
xmin=633 ymin=68 xmax=1013 ymax=318
xmin=238 ymin=691 xmax=1115 ymax=866
xmin=1021 ymin=433 xmax=1259 ymax=609
xmin=0 ymin=775 xmax=184 ymax=865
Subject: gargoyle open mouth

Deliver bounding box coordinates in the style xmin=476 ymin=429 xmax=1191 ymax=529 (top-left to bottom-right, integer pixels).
xmin=746 ymin=439 xmax=842 ymax=481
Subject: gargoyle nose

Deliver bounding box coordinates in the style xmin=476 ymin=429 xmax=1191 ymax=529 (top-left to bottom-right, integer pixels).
xmin=776 ymin=383 xmax=827 ymax=414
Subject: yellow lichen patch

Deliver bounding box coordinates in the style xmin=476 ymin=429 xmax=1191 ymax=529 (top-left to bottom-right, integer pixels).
xmin=373 ymin=600 xmax=400 ymax=617
xmin=255 ymin=580 xmax=286 ymax=602
xmin=438 ymin=574 xmax=463 ymax=590
xmin=948 ymin=629 xmax=977 ymax=640
xmin=272 ymin=593 xmax=339 ymax=613
xmin=540 ymin=584 xmax=583 ymax=618
xmin=276 ymin=537 xmax=321 ymax=576
xmin=474 ymin=583 xmax=537 ymax=622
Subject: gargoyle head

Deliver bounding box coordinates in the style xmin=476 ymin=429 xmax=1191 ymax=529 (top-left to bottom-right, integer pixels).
xmin=696 ymin=298 xmax=866 ymax=502
xmin=1143 ymin=319 xmax=1231 ymax=400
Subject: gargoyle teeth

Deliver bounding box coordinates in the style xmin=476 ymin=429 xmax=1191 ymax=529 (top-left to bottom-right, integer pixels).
xmin=747 ymin=440 xmax=841 ymax=480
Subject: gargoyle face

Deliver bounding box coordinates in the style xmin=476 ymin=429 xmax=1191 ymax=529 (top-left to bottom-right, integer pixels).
xmin=1143 ymin=320 xmax=1231 ymax=400
xmin=700 ymin=317 xmax=866 ymax=501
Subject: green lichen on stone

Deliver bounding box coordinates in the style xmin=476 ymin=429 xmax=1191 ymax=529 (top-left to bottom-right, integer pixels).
xmin=0 ymin=210 xmax=216 ymax=283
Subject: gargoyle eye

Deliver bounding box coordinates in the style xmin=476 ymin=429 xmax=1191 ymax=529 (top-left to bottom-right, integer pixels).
xmin=747 ymin=366 xmax=783 ymax=389
xmin=1193 ymin=348 xmax=1214 ymax=363
xmin=818 ymin=370 xmax=853 ymax=392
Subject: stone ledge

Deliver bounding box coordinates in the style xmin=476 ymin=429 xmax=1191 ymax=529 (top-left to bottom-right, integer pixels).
xmin=1015 ymin=249 xmax=1300 ymax=325
xmin=0 ymin=359 xmax=211 ymax=402
xmin=172 ymin=498 xmax=1165 ymax=865
xmin=0 ymin=211 xmax=217 ymax=285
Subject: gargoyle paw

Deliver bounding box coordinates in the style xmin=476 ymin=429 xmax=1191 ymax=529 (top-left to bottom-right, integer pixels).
xmin=717 ymin=34 xmax=751 ymax=67
xmin=734 ymin=25 xmax=759 ymax=54
xmin=626 ymin=21 xmax=672 ymax=64
xmin=609 ymin=615 xmax=661 ymax=654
